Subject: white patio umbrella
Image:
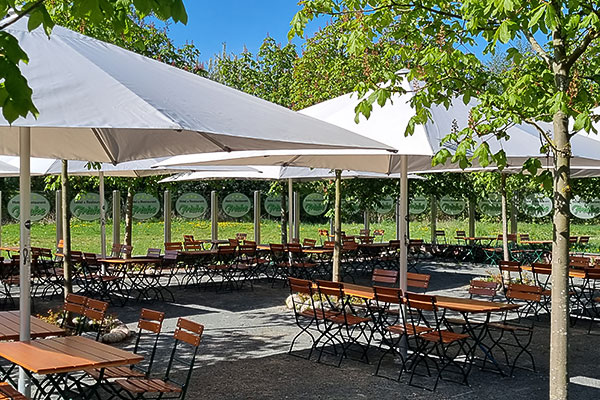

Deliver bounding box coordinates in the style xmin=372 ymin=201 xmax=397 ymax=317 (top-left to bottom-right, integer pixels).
xmin=156 ymin=76 xmax=600 ymax=291
xmin=0 ymin=16 xmax=392 ymax=394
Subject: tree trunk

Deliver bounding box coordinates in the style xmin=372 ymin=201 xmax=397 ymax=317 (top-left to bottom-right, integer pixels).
xmin=501 ymin=173 xmax=509 ymax=261
xmin=550 ymin=100 xmax=571 ymax=400
xmin=280 ymin=182 xmax=287 ymax=244
xmin=61 ymin=160 xmax=72 ymax=297
xmin=332 ymin=170 xmax=342 ymax=281
xmin=124 ymin=188 xmax=133 ymax=247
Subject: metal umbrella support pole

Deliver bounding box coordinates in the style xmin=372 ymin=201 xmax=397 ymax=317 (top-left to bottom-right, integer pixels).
xmin=163 ymin=190 xmax=171 ymax=244
xmin=112 ymin=190 xmax=121 ymax=248
xmin=254 ymin=191 xmax=261 ymax=243
xmin=398 ymin=155 xmax=409 ymax=358
xmin=288 ymin=178 xmax=293 ymax=242
xmin=332 ymin=170 xmax=342 ymax=281
xmin=99 ymin=171 xmax=106 ymax=259
xmin=18 ymin=127 xmax=31 ymax=397
xmin=211 ymin=191 xmax=218 ymax=241
xmin=293 ymin=191 xmax=300 ymax=241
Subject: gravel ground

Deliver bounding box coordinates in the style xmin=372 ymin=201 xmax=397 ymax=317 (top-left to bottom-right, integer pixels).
xmin=33 ymin=260 xmax=600 ymax=399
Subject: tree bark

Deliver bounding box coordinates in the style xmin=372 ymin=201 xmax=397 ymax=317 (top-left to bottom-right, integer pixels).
xmin=332 ymin=170 xmax=342 ymax=281
xmin=61 ymin=160 xmax=72 ymax=297
xmin=550 ymin=85 xmax=571 ymax=400
xmin=280 ymin=181 xmax=287 ymax=244
xmin=501 ymin=173 xmax=509 ymax=261
xmin=124 ymin=188 xmax=133 ymax=247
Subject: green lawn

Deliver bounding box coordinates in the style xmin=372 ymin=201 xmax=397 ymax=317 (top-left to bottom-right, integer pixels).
xmin=1 ymin=217 xmax=598 ymax=254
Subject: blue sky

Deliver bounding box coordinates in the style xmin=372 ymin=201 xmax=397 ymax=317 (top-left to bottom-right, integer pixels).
xmin=164 ymin=1 xmax=327 ymax=62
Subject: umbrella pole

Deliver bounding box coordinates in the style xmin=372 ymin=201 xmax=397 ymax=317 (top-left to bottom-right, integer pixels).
xmin=163 ymin=190 xmax=172 ymax=244
xmin=61 ymin=161 xmax=73 ymax=295
xmin=112 ymin=190 xmax=121 ymax=247
xmin=288 ymin=179 xmax=293 ymax=242
xmin=398 ymin=155 xmax=408 ymax=293
xmin=332 ymin=170 xmax=342 ymax=282
xmin=18 ymin=127 xmax=31 ymax=397
xmin=99 ymin=171 xmax=106 ymax=261
xmin=253 ymin=191 xmax=261 ymax=243
xmin=293 ymin=191 xmax=300 ymax=241
xmin=501 ymin=173 xmax=509 ymax=261
xmin=398 ymin=156 xmax=408 ymax=357
xmin=211 ymin=191 xmax=218 ymax=241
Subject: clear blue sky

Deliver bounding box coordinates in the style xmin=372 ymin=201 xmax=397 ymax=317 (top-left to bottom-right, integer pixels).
xmin=164 ymin=1 xmax=327 ymax=63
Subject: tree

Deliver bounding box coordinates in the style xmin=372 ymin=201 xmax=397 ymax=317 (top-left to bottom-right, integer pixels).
xmin=291 ymin=2 xmax=600 ymax=398
xmin=0 ymin=0 xmax=188 ymax=124
xmin=207 ymin=37 xmax=297 ymax=108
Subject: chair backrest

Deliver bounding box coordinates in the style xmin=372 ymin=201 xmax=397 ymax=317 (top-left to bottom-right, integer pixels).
xmin=184 ymin=241 xmax=204 ymax=251
xmin=469 ymin=280 xmax=497 ymax=299
xmin=163 ymin=250 xmax=179 ymax=262
xmin=164 ymin=318 xmax=204 ymax=398
xmin=244 ymin=240 xmax=256 ymax=246
xmin=405 ymin=291 xmax=436 ymax=312
xmin=373 ymin=229 xmax=385 ymax=237
xmin=498 ymin=260 xmax=521 ymax=273
xmin=228 ymin=238 xmax=239 ymax=247
xmin=56 ymin=239 xmax=64 ymax=253
xmin=506 ymin=284 xmax=542 ymax=302
xmin=407 ymin=272 xmax=430 ymax=290
xmin=238 ymin=244 xmax=256 ymax=257
xmin=70 ymin=250 xmax=84 ymax=263
xmin=146 ymin=248 xmax=162 ymax=258
xmin=360 ymin=229 xmax=370 ymax=236
xmin=389 ymin=240 xmax=401 ymax=249
xmin=569 ymin=236 xmax=578 ymax=244
xmin=288 ymin=277 xmax=313 ymax=297
xmin=120 ymin=244 xmax=133 ymax=258
xmin=84 ymin=298 xmax=108 ymax=322
xmin=531 ymin=262 xmax=552 ymax=275
xmin=318 ymin=229 xmax=329 ymax=237
xmin=235 ymin=233 xmax=247 ymax=241
xmin=342 ymin=241 xmax=358 ymax=251
xmin=302 ymin=238 xmax=317 ymax=248
xmin=61 ymin=294 xmax=88 ymax=334
xmin=323 ymin=241 xmax=335 ymax=249
xmin=316 ymin=279 xmax=344 ymax=298
xmin=183 ymin=235 xmax=195 ymax=243
xmin=584 ymin=267 xmax=600 ymax=280
xmin=579 ymin=236 xmax=590 ymax=244
xmin=110 ymin=243 xmax=121 ymax=257
xmin=133 ymin=308 xmax=165 ymax=376
xmin=165 ymin=242 xmax=183 ymax=251
xmin=570 ymin=256 xmax=591 ymax=269
xmin=435 ymin=230 xmax=445 ymax=238
xmin=64 ymin=293 xmax=87 ymax=315
xmin=372 ymin=268 xmax=398 ymax=286
xmin=83 ymin=252 xmax=99 ymax=264
xmin=373 ymin=286 xmax=402 ymax=306
xmin=519 ymin=233 xmax=531 ymax=241
xmin=456 ymin=230 xmax=466 ymax=238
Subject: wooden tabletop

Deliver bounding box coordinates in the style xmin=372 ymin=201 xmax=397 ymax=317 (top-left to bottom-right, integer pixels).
xmin=358 ymin=242 xmax=389 ymax=248
xmin=0 ymin=312 xmax=65 ymax=342
xmin=303 ymin=248 xmax=334 ymax=254
xmin=98 ymin=258 xmax=162 ymax=264
xmin=341 ymin=283 xmax=518 ymax=314
xmin=178 ymin=250 xmax=217 ymax=256
xmin=521 ymin=240 xmax=553 ymax=245
xmin=0 ymin=247 xmax=19 ymax=253
xmin=0 ymin=336 xmax=142 ymax=375
xmin=521 ymin=265 xmax=589 ymax=279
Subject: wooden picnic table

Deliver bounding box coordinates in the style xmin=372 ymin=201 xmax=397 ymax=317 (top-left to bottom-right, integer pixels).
xmin=0 ymin=311 xmax=65 ymax=342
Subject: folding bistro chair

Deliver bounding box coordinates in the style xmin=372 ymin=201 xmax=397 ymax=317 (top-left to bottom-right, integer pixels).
xmin=498 ymin=260 xmax=523 ymax=293
xmin=287 ymin=277 xmax=328 ymax=359
xmin=87 ymin=309 xmax=165 ymax=382
xmin=487 ymin=284 xmax=541 ymax=375
xmin=405 ymin=292 xmax=472 ymax=391
xmin=60 ymin=293 xmax=88 ymax=335
xmin=111 ymin=318 xmax=204 ymax=400
xmin=314 ymin=280 xmax=372 ymax=367
xmin=302 ymin=238 xmax=317 ymax=248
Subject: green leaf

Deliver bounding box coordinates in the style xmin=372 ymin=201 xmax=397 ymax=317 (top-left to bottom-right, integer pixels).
xmin=528 ymin=6 xmax=546 ymax=28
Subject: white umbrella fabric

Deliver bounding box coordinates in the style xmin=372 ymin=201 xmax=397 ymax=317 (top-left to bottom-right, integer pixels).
xmin=0 ymin=16 xmax=392 ymax=395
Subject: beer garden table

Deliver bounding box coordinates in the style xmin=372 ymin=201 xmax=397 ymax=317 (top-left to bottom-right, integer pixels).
xmin=0 ymin=336 xmax=142 ymax=399
xmin=340 ymin=283 xmax=520 ymax=375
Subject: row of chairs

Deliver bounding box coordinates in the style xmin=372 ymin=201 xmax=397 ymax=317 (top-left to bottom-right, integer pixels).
xmin=60 ymin=294 xmax=204 ymax=400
